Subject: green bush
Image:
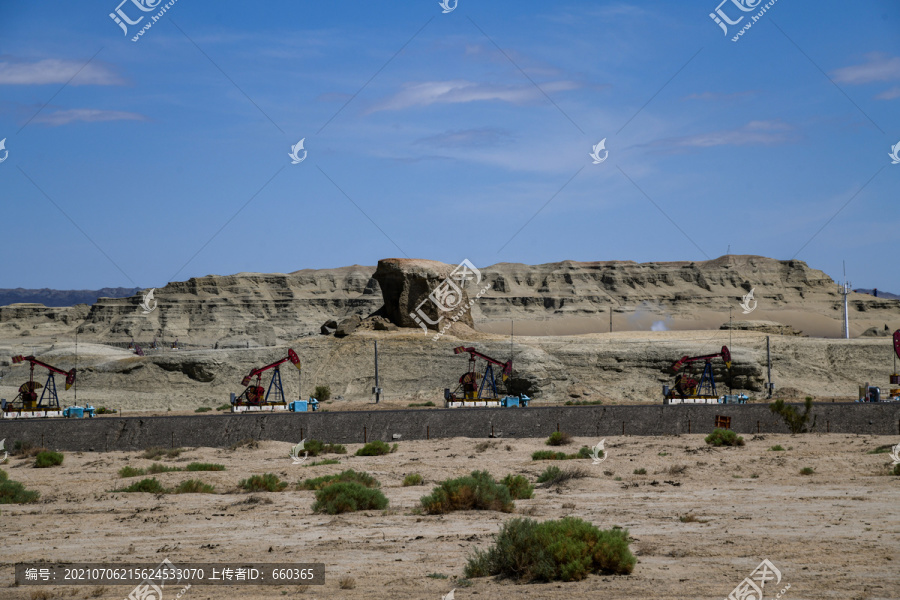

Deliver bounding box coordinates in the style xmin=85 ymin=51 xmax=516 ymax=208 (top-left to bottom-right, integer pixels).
xmin=174 ymin=479 xmax=216 ymax=494
xmin=356 ymin=440 xmax=393 ymax=456
xmin=705 ymin=429 xmax=745 ymax=447
xmin=34 ymin=451 xmax=64 ymax=468
xmin=312 ymin=482 xmax=389 ymax=514
xmin=546 ymin=431 xmax=573 ymax=446
xmin=240 ymin=473 xmax=288 ymax=492
xmin=500 ymin=474 xmax=534 ymax=500
xmin=532 ymin=450 xmax=569 ymax=461
xmin=769 ymin=445 xmax=785 ymax=452
xmin=120 ymin=478 xmax=167 ymax=493
xmin=304 ymin=459 xmax=340 ymax=467
xmin=0 ymin=469 xmax=7 ymax=482
xmin=866 ymin=445 xmax=893 ymax=454
xmin=141 ymin=447 xmax=182 ymax=459
xmin=576 ymin=446 xmax=593 ymax=459
xmin=536 ymin=466 xmax=589 ymax=487
xmin=118 ymin=466 xmax=145 ymax=478
xmin=298 ymin=470 xmax=380 ymax=491
xmin=147 ymin=463 xmax=182 ymax=474
xmin=304 ymin=439 xmax=347 ymax=457
xmin=769 ymin=398 xmax=817 ymax=434
xmin=194 ymin=407 xmax=212 ymax=413
xmin=799 ymin=467 xmax=815 ymax=476
xmin=633 ymin=468 xmax=647 ymax=475
xmin=537 ymin=466 xmax=562 ymax=484
xmin=0 ymin=479 xmax=40 ymax=504
xmin=893 ymin=464 xmax=900 ymax=477
xmin=314 ymin=385 xmax=332 ymax=402
xmin=185 ymin=462 xmax=226 ymax=472
xmin=420 ymin=471 xmax=514 ymax=514
xmin=464 ymin=517 xmax=635 ymax=582
xmin=402 ymin=473 xmax=424 ymax=487
xmin=215 ymin=404 xmax=231 ymax=411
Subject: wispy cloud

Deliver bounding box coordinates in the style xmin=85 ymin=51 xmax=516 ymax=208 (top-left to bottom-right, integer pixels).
xmin=368 ymin=79 xmax=580 ymax=113
xmin=644 ymin=120 xmax=799 ymax=150
xmin=683 ymin=91 xmax=758 ymax=102
xmin=415 ymin=127 xmax=515 ymax=148
xmin=875 ymin=86 xmax=900 ymax=100
xmin=830 ymin=53 xmax=900 ymax=86
xmin=32 ymin=109 xmax=148 ymax=126
xmin=0 ymin=58 xmax=125 ymax=86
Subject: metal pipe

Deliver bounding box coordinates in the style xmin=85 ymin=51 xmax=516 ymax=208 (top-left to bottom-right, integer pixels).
xmin=374 ymin=341 xmax=380 ymax=404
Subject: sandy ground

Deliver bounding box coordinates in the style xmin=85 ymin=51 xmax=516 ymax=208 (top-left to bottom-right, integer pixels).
xmin=2 ymin=433 xmax=898 ymax=600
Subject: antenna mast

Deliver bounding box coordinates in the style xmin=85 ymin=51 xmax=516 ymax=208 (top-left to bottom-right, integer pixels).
xmin=839 ymin=261 xmax=851 ymax=339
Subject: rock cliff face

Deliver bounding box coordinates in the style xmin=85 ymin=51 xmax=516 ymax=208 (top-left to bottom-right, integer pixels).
xmin=3 ymin=256 xmax=898 ymax=346
xmin=372 ymin=259 xmax=476 ymax=331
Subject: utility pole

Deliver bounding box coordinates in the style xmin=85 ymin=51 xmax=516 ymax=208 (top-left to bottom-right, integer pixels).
xmin=839 ymin=261 xmax=851 ymax=339
xmin=373 ymin=341 xmax=381 ymax=404
xmin=609 ymin=307 xmax=613 ymax=333
xmin=766 ymin=335 xmax=773 ymax=399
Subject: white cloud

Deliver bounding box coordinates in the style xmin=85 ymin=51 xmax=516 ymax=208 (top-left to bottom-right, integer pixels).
xmin=644 ymin=120 xmax=798 ymax=150
xmin=368 ymin=79 xmax=580 ymax=113
xmin=32 ymin=109 xmax=148 ymax=126
xmin=875 ymin=86 xmax=900 ymax=101
xmin=0 ymin=58 xmax=125 ymax=86
xmin=830 ymin=53 xmax=900 ymax=85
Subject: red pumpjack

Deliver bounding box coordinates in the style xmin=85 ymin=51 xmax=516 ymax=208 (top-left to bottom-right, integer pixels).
xmin=666 ymin=346 xmax=732 ymax=400
xmin=448 ymin=346 xmax=512 ymax=401
xmin=235 ymin=349 xmax=301 ymax=408
xmin=7 ymin=355 xmax=76 ymax=413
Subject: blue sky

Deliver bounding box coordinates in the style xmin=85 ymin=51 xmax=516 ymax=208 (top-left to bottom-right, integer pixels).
xmin=0 ymin=0 xmax=898 ymax=291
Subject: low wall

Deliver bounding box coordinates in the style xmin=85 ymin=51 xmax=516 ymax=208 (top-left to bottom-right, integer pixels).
xmin=1 ymin=403 xmax=898 ymax=452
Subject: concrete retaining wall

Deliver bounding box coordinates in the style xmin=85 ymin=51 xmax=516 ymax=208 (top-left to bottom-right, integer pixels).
xmin=2 ymin=403 xmax=899 ymax=452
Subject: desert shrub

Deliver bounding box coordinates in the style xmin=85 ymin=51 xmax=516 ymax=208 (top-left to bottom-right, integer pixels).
xmin=408 ymin=401 xmax=436 ymax=407
xmin=0 ymin=479 xmax=40 ymax=504
xmin=799 ymin=467 xmax=815 ymax=476
xmin=546 ymin=431 xmax=573 ymax=446
xmin=118 ymin=466 xmax=145 ymax=478
xmin=34 ymin=451 xmax=64 ymax=468
xmin=120 ymin=478 xmax=167 ymax=493
xmin=356 ymin=440 xmax=392 ymax=456
xmin=147 ymin=463 xmax=182 ymax=474
xmin=240 ymin=474 xmax=288 ymax=492
xmin=531 ymin=450 xmax=569 ymax=461
xmin=186 ymin=462 xmax=226 ymax=472
xmin=576 ymin=446 xmax=593 ymax=459
xmin=96 ymin=407 xmax=117 ymax=414
xmin=304 ymin=440 xmax=347 ymax=457
xmin=402 ymin=473 xmax=424 ymax=487
xmin=305 ymin=459 xmax=340 ymax=467
xmin=0 ymin=469 xmax=7 ymax=482
xmin=338 ymin=575 xmax=356 ymax=589
xmin=893 ymin=464 xmax=900 ymax=476
xmin=464 ymin=517 xmax=635 ymax=581
xmin=769 ymin=445 xmax=785 ymax=451
xmin=194 ymin=407 xmax=212 ymax=413
xmin=705 ymin=429 xmax=745 ymax=447
xmin=312 ymin=482 xmax=388 ymax=514
xmin=215 ymin=404 xmax=231 ymax=411
xmin=298 ymin=470 xmax=380 ymax=491
xmin=769 ymin=398 xmax=817 ymax=434
xmin=420 ymin=471 xmax=514 ymax=514
xmin=174 ymin=479 xmax=215 ymax=494
xmin=314 ymin=385 xmax=331 ymax=402
xmin=564 ymin=399 xmax=603 ymax=406
xmin=633 ymin=468 xmax=647 ymax=475
xmin=536 ymin=466 xmax=589 ymax=487
xmin=500 ymin=474 xmax=534 ymax=500
xmin=867 ymin=445 xmax=893 ymax=454
xmin=141 ymin=447 xmax=182 ymax=459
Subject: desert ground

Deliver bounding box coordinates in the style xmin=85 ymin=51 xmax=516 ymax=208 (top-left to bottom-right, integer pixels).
xmin=2 ymin=432 xmax=898 ymax=600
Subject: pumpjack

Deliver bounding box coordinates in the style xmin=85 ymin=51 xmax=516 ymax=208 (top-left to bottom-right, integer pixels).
xmin=3 ymin=355 xmax=75 ymax=418
xmin=232 ymin=349 xmax=301 ymax=412
xmin=445 ymin=346 xmax=529 ymax=407
xmin=664 ymin=346 xmax=732 ymax=404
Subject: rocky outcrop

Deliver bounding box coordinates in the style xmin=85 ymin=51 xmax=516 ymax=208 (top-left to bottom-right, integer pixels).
xmin=372 ymin=259 xmax=477 ymax=331
xmin=720 ymin=320 xmax=805 ymax=336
